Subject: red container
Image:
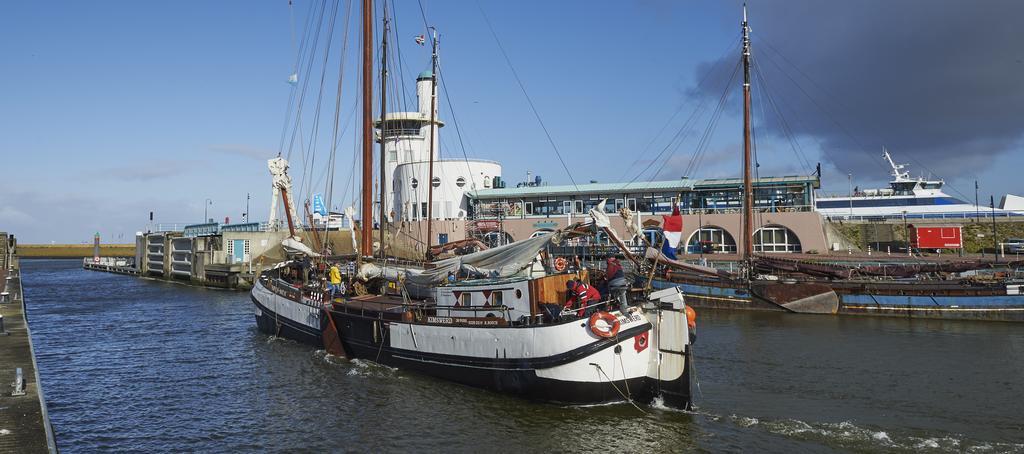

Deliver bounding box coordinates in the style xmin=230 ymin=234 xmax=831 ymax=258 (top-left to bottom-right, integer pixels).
xmin=910 ymin=225 xmax=963 ymax=249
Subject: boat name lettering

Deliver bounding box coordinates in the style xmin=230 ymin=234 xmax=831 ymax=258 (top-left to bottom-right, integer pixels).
xmin=426 ymin=316 xmax=502 ymax=326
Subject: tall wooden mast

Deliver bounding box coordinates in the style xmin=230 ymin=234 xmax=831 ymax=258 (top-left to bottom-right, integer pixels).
xmin=424 ymin=29 xmax=439 ymax=258
xmin=360 ymin=0 xmax=374 ymax=257
xmin=741 ymin=5 xmax=754 ymax=264
xmin=378 ymin=4 xmax=389 ymax=258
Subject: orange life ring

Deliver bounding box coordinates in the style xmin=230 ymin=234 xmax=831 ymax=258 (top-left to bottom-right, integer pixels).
xmin=588 ymin=311 xmax=621 ymax=338
xmin=553 ymin=257 xmax=568 ymax=272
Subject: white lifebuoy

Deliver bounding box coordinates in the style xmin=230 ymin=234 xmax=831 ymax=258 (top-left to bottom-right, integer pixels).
xmin=588 ymin=311 xmax=621 ymax=338
xmin=553 ymin=257 xmax=568 ymax=272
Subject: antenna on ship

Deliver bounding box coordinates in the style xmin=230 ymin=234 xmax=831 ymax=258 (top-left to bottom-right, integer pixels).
xmin=741 ymin=3 xmax=754 ymax=271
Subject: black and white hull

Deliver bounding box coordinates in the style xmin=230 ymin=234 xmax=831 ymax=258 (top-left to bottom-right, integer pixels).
xmin=326 ymin=287 xmax=693 ymax=409
xmin=251 ymin=276 xmax=325 ymax=347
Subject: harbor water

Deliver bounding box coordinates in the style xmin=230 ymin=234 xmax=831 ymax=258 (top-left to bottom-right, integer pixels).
xmin=21 ymin=260 xmax=1024 ymax=452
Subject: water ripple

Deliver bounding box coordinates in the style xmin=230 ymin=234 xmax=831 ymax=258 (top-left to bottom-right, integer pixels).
xmin=19 ymin=260 xmax=1024 ymax=452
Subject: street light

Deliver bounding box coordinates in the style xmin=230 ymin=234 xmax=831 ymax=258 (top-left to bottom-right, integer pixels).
xmin=204 ymin=198 xmax=213 ymax=223
xmin=848 ymin=173 xmax=853 ymax=218
xmin=902 ymin=210 xmax=909 ymax=256
xmin=991 ymin=195 xmax=998 ymax=263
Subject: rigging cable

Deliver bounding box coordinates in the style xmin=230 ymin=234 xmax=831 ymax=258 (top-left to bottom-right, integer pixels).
xmin=277 ymin=0 xmax=319 ymax=157
xmin=324 ymin=0 xmax=356 ymax=254
xmin=474 ymin=0 xmax=578 ymax=190
xmin=617 ymin=37 xmax=742 ymax=183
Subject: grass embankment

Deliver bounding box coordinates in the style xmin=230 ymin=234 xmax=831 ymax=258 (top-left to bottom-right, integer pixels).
xmin=829 ymin=221 xmax=1024 ymax=254
xmin=19 ymin=244 xmax=135 ymax=258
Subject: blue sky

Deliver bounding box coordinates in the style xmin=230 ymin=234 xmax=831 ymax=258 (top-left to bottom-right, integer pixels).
xmin=2 ymin=1 xmax=1021 ymax=243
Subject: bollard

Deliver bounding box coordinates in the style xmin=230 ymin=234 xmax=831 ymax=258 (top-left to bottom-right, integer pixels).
xmin=0 ymin=314 xmax=7 ymax=336
xmin=0 ymin=291 xmax=8 ymax=304
xmin=12 ymin=367 xmax=25 ymax=396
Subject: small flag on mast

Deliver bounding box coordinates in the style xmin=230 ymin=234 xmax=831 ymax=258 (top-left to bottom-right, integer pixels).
xmin=287 ymin=73 xmax=298 ymax=85
xmin=414 ymin=34 xmax=426 ymax=45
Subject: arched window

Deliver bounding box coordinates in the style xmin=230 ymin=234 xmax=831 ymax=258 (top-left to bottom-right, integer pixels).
xmin=482 ymin=231 xmax=514 ymax=248
xmin=483 ymin=176 xmax=492 ymax=188
xmin=686 ymin=226 xmax=737 ymax=254
xmin=529 ymin=229 xmax=554 ymax=239
xmin=410 ymin=178 xmax=419 ymax=189
xmin=753 ymin=225 xmax=802 ymax=253
xmin=455 ymin=177 xmax=466 ymax=187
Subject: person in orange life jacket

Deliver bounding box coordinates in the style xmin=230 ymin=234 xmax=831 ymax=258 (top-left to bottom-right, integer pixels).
xmin=564 ymin=279 xmax=601 ymax=317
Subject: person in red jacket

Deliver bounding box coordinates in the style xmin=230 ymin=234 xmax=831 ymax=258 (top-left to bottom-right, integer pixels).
xmin=564 ymin=279 xmax=601 ymax=317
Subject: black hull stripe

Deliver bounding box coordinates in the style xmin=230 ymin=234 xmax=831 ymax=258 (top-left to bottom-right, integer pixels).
xmin=338 ymin=333 xmax=693 ymax=408
xmin=251 ymin=295 xmax=323 ymax=347
xmin=330 ymin=311 xmax=652 ymax=370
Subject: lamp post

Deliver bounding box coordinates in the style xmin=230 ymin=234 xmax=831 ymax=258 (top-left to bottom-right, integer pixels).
xmin=848 ymin=173 xmax=853 ymax=218
xmin=204 ymin=198 xmax=213 ymax=223
xmin=902 ymin=210 xmax=909 ymax=256
xmin=991 ymin=195 xmax=998 ymax=263
xmin=974 ymin=180 xmax=980 ymax=222
xmin=244 ymin=193 xmax=250 ymax=224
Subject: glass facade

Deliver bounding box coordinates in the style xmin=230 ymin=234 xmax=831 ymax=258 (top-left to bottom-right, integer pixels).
xmin=469 ymin=179 xmax=815 ymax=219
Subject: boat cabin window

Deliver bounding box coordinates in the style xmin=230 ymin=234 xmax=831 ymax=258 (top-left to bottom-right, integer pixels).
xmin=490 ymin=292 xmax=503 ymax=308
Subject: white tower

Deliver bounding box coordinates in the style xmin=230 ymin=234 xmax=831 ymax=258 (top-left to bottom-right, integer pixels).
xmin=377 ymin=70 xmax=443 ymax=221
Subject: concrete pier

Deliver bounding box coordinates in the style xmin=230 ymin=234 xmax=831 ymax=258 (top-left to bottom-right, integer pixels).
xmin=0 ymin=233 xmax=57 ymax=453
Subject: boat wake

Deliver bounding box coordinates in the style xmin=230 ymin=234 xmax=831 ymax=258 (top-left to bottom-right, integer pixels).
xmin=310 ymin=351 xmax=403 ymax=379
xmin=714 ymin=413 xmax=1023 ymax=452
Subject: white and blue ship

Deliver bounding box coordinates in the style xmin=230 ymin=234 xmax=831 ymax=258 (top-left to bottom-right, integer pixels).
xmin=815 ymin=150 xmax=1024 ymax=220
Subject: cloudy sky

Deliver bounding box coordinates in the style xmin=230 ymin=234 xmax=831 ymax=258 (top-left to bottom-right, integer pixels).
xmin=1 ymin=0 xmax=1022 ymax=243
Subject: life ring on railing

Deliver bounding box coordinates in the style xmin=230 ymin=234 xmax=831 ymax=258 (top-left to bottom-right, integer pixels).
xmin=588 ymin=311 xmax=621 ymax=338
xmin=553 ymin=257 xmax=568 ymax=272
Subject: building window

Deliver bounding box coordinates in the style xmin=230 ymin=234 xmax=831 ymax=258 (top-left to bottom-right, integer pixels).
xmin=456 ymin=177 xmax=466 ymax=187
xmin=484 ymin=176 xmax=492 ymax=188
xmin=753 ymin=225 xmax=802 ymax=253
xmin=524 ymin=202 xmax=533 ymax=215
xmin=411 ymin=178 xmax=419 ymax=189
xmin=686 ymin=226 xmax=737 ymax=254
xmin=421 ymin=202 xmax=428 ymax=218
xmin=432 ymin=177 xmax=441 ymax=188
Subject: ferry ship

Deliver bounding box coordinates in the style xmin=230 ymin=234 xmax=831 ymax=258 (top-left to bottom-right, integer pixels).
xmin=815 ymin=150 xmax=1023 ymax=220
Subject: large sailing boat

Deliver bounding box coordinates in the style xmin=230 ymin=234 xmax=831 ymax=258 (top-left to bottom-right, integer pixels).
xmin=252 ymin=0 xmax=696 ymax=409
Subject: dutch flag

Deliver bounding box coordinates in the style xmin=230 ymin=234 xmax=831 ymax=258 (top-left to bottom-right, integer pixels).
xmin=661 ymin=205 xmax=682 ymax=260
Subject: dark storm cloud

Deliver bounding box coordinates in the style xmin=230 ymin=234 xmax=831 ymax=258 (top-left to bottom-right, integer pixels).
xmin=695 ymin=0 xmax=1024 ymax=179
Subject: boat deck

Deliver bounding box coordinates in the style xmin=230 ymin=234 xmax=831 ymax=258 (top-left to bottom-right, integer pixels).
xmin=331 ymin=294 xmax=416 ymax=313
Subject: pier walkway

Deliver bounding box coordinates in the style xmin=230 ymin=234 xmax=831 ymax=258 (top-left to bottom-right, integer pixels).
xmin=0 ymin=233 xmax=57 ymax=453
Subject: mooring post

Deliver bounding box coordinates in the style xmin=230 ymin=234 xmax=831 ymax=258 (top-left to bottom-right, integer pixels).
xmin=0 ymin=314 xmax=7 ymax=336
xmin=12 ymin=367 xmax=25 ymax=396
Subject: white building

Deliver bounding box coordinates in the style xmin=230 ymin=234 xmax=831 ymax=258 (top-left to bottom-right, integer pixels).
xmin=379 ymin=70 xmax=502 ymax=222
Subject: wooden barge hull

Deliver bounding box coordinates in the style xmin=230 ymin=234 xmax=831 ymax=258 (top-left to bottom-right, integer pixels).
xmin=654 ymin=276 xmax=1024 ymax=321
